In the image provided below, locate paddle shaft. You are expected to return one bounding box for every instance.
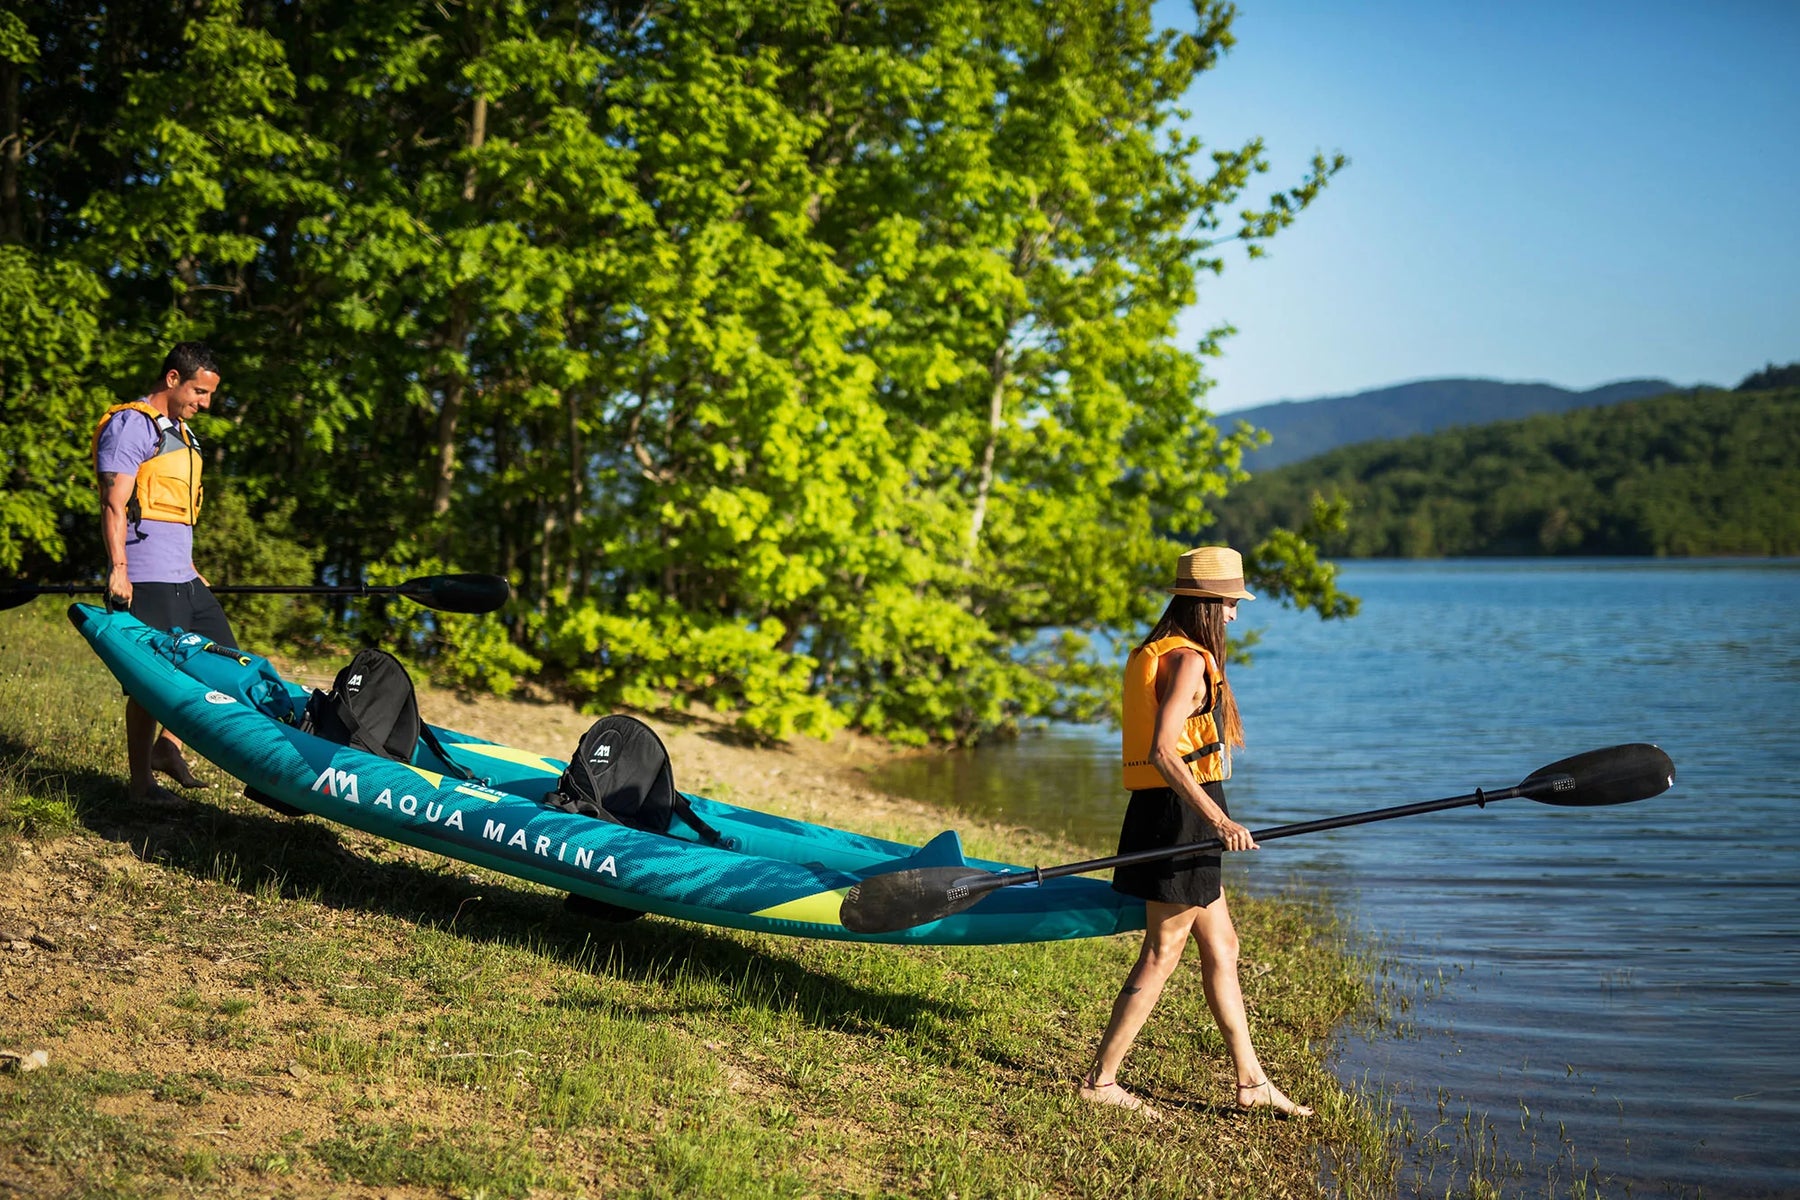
[960,782,1527,895]
[208,584,426,597]
[11,582,429,598]
[2,572,510,614]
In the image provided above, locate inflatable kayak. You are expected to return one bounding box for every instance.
[69,604,1145,945]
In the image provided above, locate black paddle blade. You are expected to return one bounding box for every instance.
[0,588,47,612]
[839,866,1002,934]
[402,573,511,614]
[1519,743,1675,807]
[0,583,96,611]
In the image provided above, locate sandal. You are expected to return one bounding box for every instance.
[1234,1078,1313,1119]
[1076,1074,1164,1122]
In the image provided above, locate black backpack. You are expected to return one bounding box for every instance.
[302,648,471,780]
[545,715,723,845]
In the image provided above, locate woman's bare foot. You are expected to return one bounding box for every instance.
[150,740,210,789]
[1076,1075,1164,1121]
[1235,1079,1312,1118]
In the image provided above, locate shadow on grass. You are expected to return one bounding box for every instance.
[0,730,129,820]
[58,773,966,1037]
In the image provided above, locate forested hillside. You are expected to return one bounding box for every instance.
[0,1,1354,744]
[1213,387,1800,558]
[1232,377,1680,470]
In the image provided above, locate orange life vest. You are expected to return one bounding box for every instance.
[91,401,204,527]
[1120,634,1229,788]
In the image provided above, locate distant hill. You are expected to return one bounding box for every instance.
[1211,385,1800,558]
[1225,377,1688,470]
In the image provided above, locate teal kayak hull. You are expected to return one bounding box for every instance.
[70,605,1145,945]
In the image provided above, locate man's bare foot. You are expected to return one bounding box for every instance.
[1235,1079,1312,1118]
[150,741,211,789]
[1076,1075,1164,1121]
[127,782,189,810]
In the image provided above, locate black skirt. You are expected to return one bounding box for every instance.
[1110,782,1228,908]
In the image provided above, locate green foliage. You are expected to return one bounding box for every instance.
[0,247,112,573]
[1,791,77,838]
[0,11,38,66]
[547,593,838,742]
[1216,388,1800,558]
[1244,495,1361,619]
[354,557,543,699]
[192,487,323,649]
[2,0,1352,743]
[1737,362,1800,391]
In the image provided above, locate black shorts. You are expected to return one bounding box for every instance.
[1110,782,1229,908]
[125,579,238,649]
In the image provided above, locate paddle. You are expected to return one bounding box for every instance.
[0,572,512,615]
[838,743,1676,934]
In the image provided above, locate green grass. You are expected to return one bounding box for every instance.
[0,604,123,842]
[0,599,1403,1197]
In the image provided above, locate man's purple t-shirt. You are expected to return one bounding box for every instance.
[94,402,196,583]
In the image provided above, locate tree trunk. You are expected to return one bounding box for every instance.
[0,58,20,245]
[495,416,517,606]
[538,507,557,606]
[964,336,1010,569]
[429,93,488,518]
[430,371,464,517]
[965,219,1047,570]
[566,387,587,596]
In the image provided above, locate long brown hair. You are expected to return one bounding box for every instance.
[1138,595,1245,748]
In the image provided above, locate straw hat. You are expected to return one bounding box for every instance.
[1166,545,1255,601]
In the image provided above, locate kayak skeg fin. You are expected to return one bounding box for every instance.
[860,829,968,877]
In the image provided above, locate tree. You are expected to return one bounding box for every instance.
[0,0,1356,744]
[0,246,111,573]
[1737,362,1800,391]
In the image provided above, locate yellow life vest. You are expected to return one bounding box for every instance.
[1120,634,1229,789]
[91,401,204,527]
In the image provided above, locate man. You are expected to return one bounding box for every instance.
[93,341,238,805]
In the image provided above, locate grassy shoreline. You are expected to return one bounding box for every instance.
[1,601,1398,1197]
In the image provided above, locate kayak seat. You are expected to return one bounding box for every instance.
[543,715,727,847]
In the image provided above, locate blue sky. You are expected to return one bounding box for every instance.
[1159,1,1800,413]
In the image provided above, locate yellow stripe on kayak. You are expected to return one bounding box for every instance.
[751,888,852,926]
[405,764,500,803]
[448,743,562,774]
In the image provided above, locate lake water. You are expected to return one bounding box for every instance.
[873,560,1800,1198]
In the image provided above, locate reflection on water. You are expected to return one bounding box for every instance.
[873,560,1800,1198]
[874,724,1128,850]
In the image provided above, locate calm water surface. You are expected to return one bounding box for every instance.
[874,560,1800,1198]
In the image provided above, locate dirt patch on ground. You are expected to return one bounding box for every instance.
[0,832,424,1193]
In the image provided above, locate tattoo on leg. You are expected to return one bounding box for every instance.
[1120,985,1142,996]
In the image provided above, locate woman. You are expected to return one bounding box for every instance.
[1076,545,1311,1120]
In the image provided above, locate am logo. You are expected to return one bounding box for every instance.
[586,731,620,775]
